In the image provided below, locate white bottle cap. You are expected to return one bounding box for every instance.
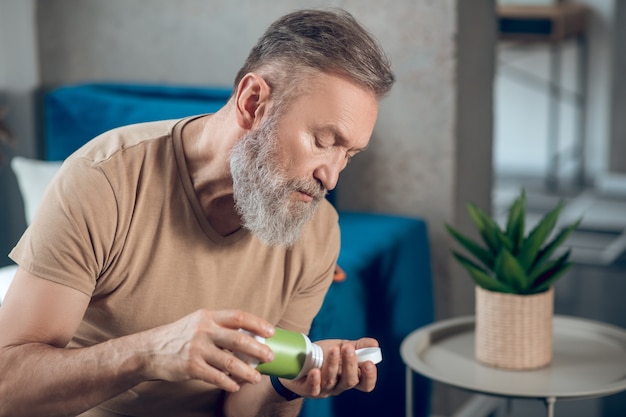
[296,336,324,379]
[355,347,383,365]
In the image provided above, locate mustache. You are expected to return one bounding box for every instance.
[290,178,327,200]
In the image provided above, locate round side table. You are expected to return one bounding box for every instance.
[401,315,626,417]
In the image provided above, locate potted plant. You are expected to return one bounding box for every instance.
[446,190,581,369]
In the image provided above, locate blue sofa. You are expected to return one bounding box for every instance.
[43,83,434,417]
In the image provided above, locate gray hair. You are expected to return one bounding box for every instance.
[234,8,395,105]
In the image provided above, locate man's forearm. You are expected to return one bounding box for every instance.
[223,376,302,417]
[0,339,146,417]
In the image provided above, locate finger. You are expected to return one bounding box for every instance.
[213,327,274,364]
[203,368,242,392]
[183,350,242,392]
[217,330,274,368]
[215,310,275,338]
[354,337,379,349]
[213,312,276,364]
[320,345,341,390]
[337,343,360,391]
[301,368,323,397]
[356,360,378,392]
[201,343,262,385]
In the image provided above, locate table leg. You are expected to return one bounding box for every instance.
[545,396,556,417]
[405,366,413,417]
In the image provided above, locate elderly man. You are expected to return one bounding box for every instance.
[0,8,394,417]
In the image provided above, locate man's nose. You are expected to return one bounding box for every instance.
[314,151,346,191]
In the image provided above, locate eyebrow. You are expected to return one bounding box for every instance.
[318,125,368,153]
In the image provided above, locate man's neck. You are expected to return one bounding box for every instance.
[181,111,243,236]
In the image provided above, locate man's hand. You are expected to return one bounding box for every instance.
[0,267,276,417]
[141,309,275,392]
[280,337,379,398]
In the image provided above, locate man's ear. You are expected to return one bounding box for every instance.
[234,73,271,130]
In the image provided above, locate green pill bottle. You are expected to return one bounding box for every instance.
[239,328,323,380]
[238,328,383,380]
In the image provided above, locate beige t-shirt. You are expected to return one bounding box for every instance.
[10,117,340,416]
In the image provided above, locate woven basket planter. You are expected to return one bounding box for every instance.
[475,285,554,370]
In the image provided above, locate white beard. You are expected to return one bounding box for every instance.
[229,114,326,247]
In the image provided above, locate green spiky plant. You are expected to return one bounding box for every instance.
[446,191,582,295]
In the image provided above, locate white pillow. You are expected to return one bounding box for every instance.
[11,156,63,225]
[0,264,18,305]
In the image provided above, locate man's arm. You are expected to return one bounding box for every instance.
[223,375,304,417]
[0,268,275,417]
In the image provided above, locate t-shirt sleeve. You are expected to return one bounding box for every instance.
[277,202,340,334]
[9,156,117,296]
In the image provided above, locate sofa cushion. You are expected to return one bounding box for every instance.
[0,264,18,305]
[11,157,63,225]
[45,83,232,161]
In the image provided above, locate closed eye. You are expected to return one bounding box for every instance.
[314,134,334,149]
[313,127,368,160]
